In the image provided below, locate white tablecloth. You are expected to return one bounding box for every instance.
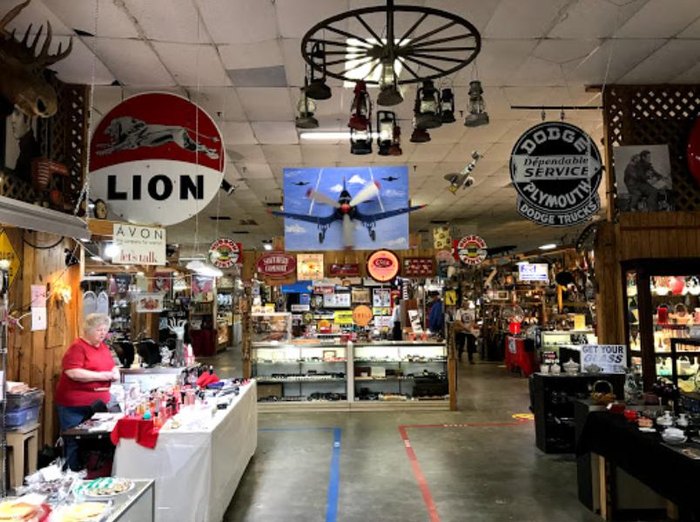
[113,383,257,522]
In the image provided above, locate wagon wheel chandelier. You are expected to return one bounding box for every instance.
[300,0,482,89]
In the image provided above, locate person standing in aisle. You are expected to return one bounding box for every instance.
[391,297,403,340]
[452,310,469,361]
[428,292,445,340]
[55,313,120,470]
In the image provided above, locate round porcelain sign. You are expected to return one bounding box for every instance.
[366,250,400,282]
[455,235,487,266]
[510,122,602,227]
[88,92,224,226]
[208,239,242,269]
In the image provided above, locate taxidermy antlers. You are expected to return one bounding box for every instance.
[0,0,73,118]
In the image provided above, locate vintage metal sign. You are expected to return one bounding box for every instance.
[510,122,602,227]
[112,223,166,265]
[256,253,296,278]
[89,92,224,226]
[402,257,435,277]
[328,263,360,277]
[366,250,400,282]
[454,235,487,266]
[208,238,242,269]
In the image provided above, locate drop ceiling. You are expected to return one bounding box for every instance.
[10,0,700,255]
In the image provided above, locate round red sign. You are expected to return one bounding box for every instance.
[89,92,224,226]
[456,235,488,266]
[256,253,296,278]
[208,239,241,269]
[366,250,400,282]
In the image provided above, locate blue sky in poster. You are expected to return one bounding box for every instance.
[281,165,410,251]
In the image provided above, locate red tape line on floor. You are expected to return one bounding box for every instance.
[398,417,532,522]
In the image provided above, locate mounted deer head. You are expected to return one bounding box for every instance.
[0,0,72,118]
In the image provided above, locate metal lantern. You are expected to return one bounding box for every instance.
[349,81,371,131]
[415,80,442,129]
[305,42,332,100]
[350,125,373,155]
[440,88,456,123]
[377,110,397,156]
[389,124,403,156]
[464,80,489,127]
[377,59,403,106]
[295,87,319,129]
[410,118,431,143]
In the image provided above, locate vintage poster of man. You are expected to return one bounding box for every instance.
[613,144,673,212]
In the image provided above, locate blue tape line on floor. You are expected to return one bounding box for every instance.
[258,426,341,522]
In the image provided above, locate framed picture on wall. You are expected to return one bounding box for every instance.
[351,287,370,304]
[613,144,674,212]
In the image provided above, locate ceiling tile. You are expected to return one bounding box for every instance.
[225,144,266,163]
[407,143,454,163]
[44,0,138,38]
[531,39,602,65]
[616,0,700,38]
[153,42,230,86]
[252,122,299,144]
[50,38,115,85]
[483,0,571,38]
[619,39,700,83]
[236,88,295,120]
[85,38,174,85]
[276,0,349,38]
[460,39,538,85]
[678,16,700,38]
[218,40,284,70]
[122,0,201,43]
[672,62,700,83]
[548,0,645,39]
[239,163,274,180]
[220,122,258,145]
[197,0,278,44]
[190,88,247,121]
[262,145,303,163]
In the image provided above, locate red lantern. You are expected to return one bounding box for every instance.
[348,81,371,131]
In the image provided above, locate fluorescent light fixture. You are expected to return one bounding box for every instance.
[0,195,90,240]
[300,131,380,141]
[186,259,222,277]
[516,260,529,266]
[90,255,103,262]
[539,243,557,250]
[104,243,121,259]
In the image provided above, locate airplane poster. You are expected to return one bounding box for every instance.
[278,166,418,251]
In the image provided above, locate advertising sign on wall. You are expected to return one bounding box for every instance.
[402,257,435,277]
[297,253,324,280]
[257,253,296,278]
[328,263,360,277]
[112,223,166,265]
[518,263,549,282]
[208,238,242,268]
[454,235,488,266]
[510,122,602,227]
[366,250,400,282]
[89,93,224,226]
[581,344,626,374]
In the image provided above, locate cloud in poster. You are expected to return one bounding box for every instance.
[285,223,307,234]
[383,189,405,198]
[385,237,408,248]
[348,174,367,185]
[329,184,343,193]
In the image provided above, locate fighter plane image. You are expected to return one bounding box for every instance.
[271,179,425,248]
[444,151,482,194]
[292,181,309,186]
[382,176,399,182]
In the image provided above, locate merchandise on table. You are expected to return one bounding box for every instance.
[74,478,134,498]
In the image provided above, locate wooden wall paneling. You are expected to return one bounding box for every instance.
[594,222,624,344]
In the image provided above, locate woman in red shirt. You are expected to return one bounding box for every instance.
[56,313,120,470]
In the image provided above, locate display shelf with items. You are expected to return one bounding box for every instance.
[530,372,625,453]
[656,338,700,396]
[540,330,597,364]
[352,342,447,403]
[251,312,292,343]
[251,342,348,404]
[621,259,700,390]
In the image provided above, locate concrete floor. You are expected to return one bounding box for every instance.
[200,347,602,522]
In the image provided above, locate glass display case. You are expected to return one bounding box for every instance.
[622,259,700,390]
[352,342,447,402]
[250,342,348,402]
[251,312,292,343]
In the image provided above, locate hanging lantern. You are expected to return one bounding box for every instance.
[295,86,319,129]
[389,124,403,156]
[305,42,332,100]
[377,59,403,106]
[464,80,489,127]
[410,120,431,143]
[440,88,456,124]
[349,81,371,131]
[376,110,397,156]
[415,80,442,130]
[350,125,373,155]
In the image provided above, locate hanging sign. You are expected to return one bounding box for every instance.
[256,252,296,278]
[352,305,373,327]
[112,223,166,265]
[510,121,602,227]
[366,250,400,282]
[208,238,242,269]
[581,344,626,373]
[328,263,360,277]
[297,253,324,280]
[0,231,20,287]
[454,235,487,266]
[402,257,435,277]
[89,92,224,226]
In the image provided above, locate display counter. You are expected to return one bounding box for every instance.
[104,479,155,522]
[113,382,257,522]
[251,341,449,411]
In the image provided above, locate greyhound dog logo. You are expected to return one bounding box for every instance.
[96,116,220,159]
